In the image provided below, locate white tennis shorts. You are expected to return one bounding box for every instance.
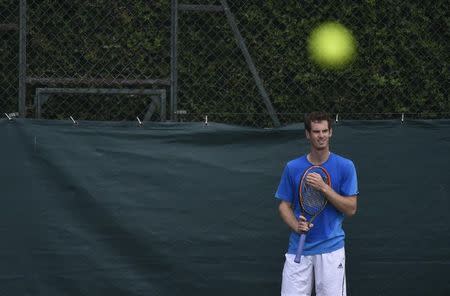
[281,247,346,296]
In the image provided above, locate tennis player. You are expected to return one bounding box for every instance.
[275,111,358,296]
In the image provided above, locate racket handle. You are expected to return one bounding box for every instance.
[294,234,306,263]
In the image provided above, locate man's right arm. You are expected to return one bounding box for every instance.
[278,201,312,233]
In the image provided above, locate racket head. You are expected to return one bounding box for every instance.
[299,165,330,216]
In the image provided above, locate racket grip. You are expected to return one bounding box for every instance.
[294,234,306,263]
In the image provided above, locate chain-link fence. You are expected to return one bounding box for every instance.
[24,0,171,122]
[1,0,448,126]
[0,0,19,114]
[176,0,449,126]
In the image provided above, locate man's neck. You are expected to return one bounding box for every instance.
[307,149,331,165]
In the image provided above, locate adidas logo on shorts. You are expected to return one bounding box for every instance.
[338,263,343,269]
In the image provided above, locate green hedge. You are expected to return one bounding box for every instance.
[177,0,448,125]
[1,0,447,125]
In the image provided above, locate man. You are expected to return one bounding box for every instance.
[275,111,358,296]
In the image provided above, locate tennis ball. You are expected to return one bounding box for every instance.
[307,22,357,69]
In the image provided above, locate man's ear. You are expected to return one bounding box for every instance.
[329,128,333,138]
[305,129,310,140]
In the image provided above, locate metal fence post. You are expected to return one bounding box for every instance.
[170,0,178,121]
[220,0,280,127]
[18,0,27,117]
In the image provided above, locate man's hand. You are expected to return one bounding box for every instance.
[305,172,358,217]
[306,172,329,192]
[297,215,314,233]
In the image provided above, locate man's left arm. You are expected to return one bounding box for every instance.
[321,187,357,217]
[306,172,358,217]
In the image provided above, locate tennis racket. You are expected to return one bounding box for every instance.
[294,165,330,263]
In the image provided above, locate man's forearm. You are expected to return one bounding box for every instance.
[278,202,298,232]
[322,187,357,216]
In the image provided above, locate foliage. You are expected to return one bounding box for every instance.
[0,0,448,125]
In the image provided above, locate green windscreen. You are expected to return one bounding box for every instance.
[1,119,449,295]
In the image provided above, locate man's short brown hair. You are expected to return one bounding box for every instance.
[304,111,332,132]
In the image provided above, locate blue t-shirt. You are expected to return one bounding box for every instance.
[275,152,358,255]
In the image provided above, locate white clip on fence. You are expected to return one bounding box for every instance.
[137,116,143,127]
[69,116,78,126]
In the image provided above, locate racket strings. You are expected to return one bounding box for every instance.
[301,183,326,214]
[300,169,328,215]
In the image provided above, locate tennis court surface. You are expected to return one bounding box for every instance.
[1,119,449,295]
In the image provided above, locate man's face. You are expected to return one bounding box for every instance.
[306,120,332,150]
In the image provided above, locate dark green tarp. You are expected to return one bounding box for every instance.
[1,119,449,295]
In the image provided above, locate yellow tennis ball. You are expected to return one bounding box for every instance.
[307,22,357,69]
